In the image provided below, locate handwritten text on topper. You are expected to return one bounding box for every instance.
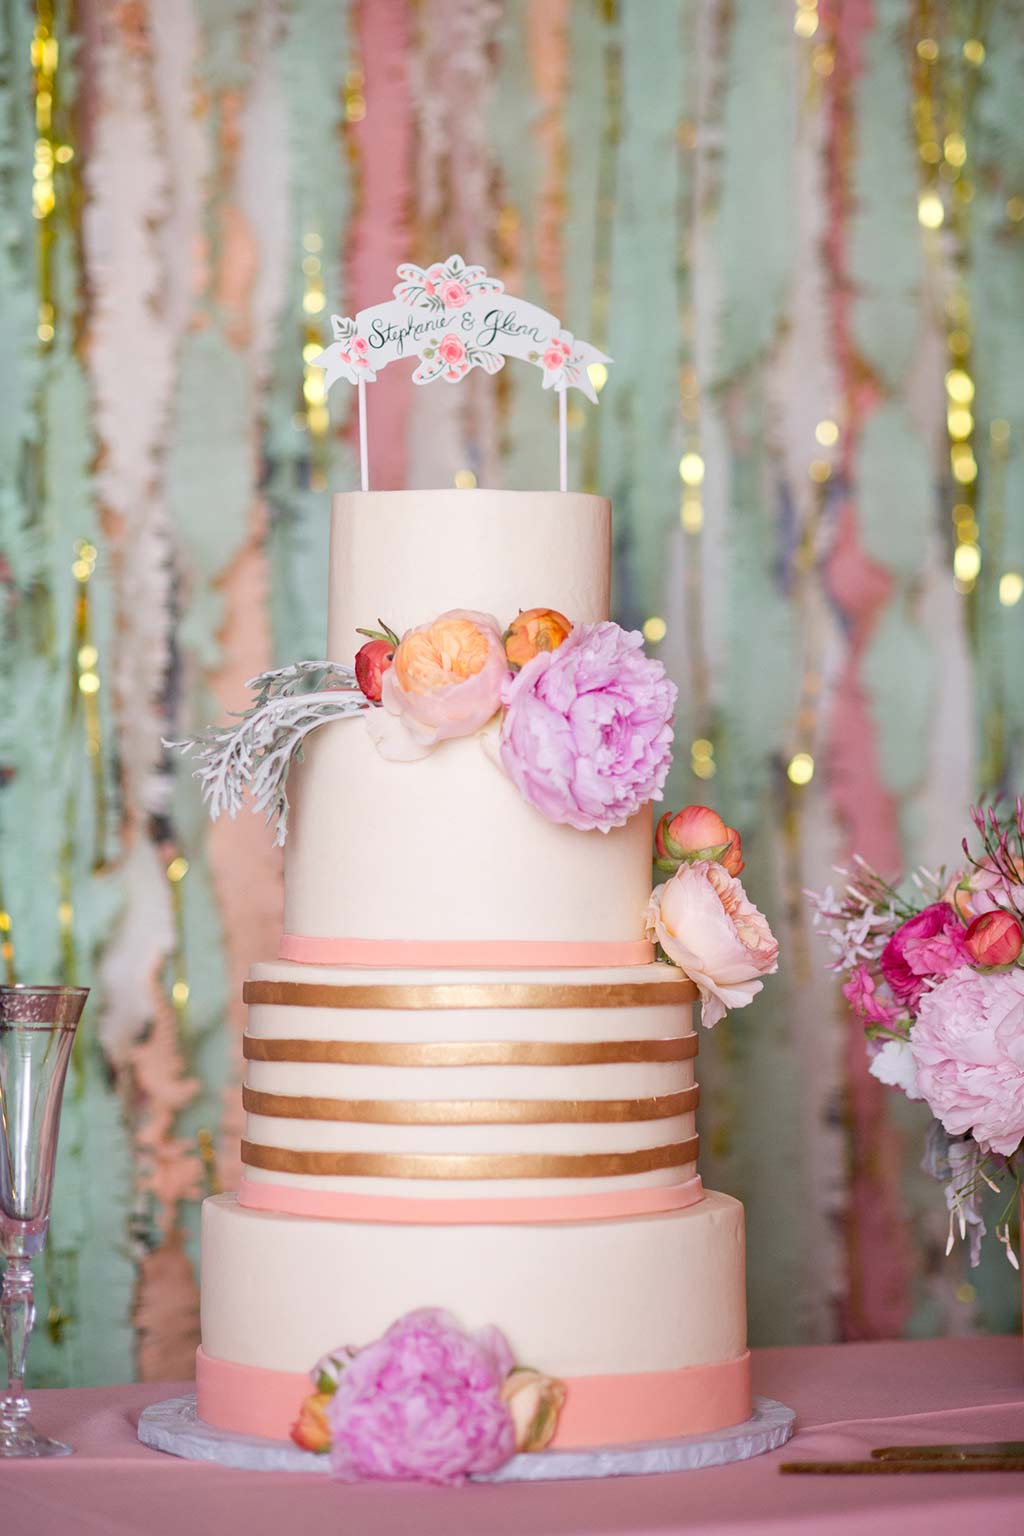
[311,254,611,402]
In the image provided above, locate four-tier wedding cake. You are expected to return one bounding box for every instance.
[195,487,759,1468]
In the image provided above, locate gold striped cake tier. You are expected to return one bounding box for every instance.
[240,962,702,1209]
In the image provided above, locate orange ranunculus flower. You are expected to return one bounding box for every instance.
[290,1390,333,1453]
[503,608,573,671]
[655,805,744,877]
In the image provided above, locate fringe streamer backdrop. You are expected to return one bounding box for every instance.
[0,0,1022,1384]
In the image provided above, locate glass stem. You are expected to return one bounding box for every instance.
[0,1258,34,1435]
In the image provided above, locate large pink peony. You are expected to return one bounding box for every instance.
[910,966,1024,1156]
[498,622,676,832]
[644,861,779,1027]
[325,1308,516,1485]
[371,610,508,760]
[879,903,969,1011]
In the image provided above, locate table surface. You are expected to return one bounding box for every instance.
[2,1337,1024,1536]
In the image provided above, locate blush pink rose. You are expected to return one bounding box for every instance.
[422,263,445,297]
[910,966,1024,1156]
[373,609,508,758]
[842,963,901,1026]
[879,903,970,1011]
[439,279,469,308]
[325,1308,515,1485]
[438,333,467,367]
[644,861,779,1027]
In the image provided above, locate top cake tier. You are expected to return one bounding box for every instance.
[326,489,611,657]
[280,488,656,969]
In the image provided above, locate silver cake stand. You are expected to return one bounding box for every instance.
[138,1394,794,1482]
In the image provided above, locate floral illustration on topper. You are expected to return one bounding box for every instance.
[393,254,503,312]
[311,254,611,397]
[325,315,378,386]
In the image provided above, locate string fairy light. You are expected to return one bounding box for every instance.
[911,9,986,604]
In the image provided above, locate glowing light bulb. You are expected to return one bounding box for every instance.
[587,363,608,394]
[918,192,944,229]
[787,752,814,786]
[999,572,1024,607]
[678,452,705,487]
[643,617,667,644]
[953,543,981,582]
[815,419,839,446]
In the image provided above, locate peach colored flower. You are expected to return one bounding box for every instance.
[500,1368,566,1452]
[373,609,508,758]
[503,607,573,670]
[655,805,744,877]
[644,861,779,1027]
[439,279,469,308]
[290,1390,333,1453]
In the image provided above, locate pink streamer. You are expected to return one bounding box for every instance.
[349,0,413,490]
[820,0,916,1341]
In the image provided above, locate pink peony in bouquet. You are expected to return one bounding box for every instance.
[806,802,1024,1268]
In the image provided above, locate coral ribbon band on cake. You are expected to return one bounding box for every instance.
[239,1137,699,1179]
[241,1085,699,1123]
[278,934,656,968]
[237,1175,705,1224]
[243,1035,698,1066]
[195,1345,752,1448]
[244,978,699,1010]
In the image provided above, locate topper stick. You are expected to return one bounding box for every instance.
[558,389,568,493]
[357,378,369,491]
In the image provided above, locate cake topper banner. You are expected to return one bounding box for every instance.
[312,255,612,402]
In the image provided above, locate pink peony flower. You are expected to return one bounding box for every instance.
[842,963,901,1026]
[371,610,508,760]
[910,966,1024,1156]
[439,279,469,308]
[498,622,676,833]
[879,903,970,1011]
[644,861,779,1027]
[325,1308,516,1485]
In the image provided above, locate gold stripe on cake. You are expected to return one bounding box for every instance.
[243,979,698,1010]
[241,1084,700,1124]
[240,1137,700,1180]
[242,1035,699,1066]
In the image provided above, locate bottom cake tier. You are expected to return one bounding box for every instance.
[197,1189,750,1449]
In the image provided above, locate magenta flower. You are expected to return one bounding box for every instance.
[842,963,901,1026]
[499,622,676,833]
[879,903,969,1011]
[325,1308,516,1485]
[910,966,1024,1156]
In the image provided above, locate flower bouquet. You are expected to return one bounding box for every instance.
[806,803,1024,1268]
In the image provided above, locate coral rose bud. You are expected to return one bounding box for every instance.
[503,607,572,671]
[499,1368,567,1453]
[964,909,1024,968]
[290,1390,334,1453]
[655,805,744,877]
[354,627,397,704]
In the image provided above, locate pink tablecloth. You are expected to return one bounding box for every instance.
[2,1337,1024,1535]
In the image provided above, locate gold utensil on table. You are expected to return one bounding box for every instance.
[873,1442,1024,1461]
[781,1443,1024,1475]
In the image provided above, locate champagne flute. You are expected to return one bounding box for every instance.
[0,985,88,1457]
